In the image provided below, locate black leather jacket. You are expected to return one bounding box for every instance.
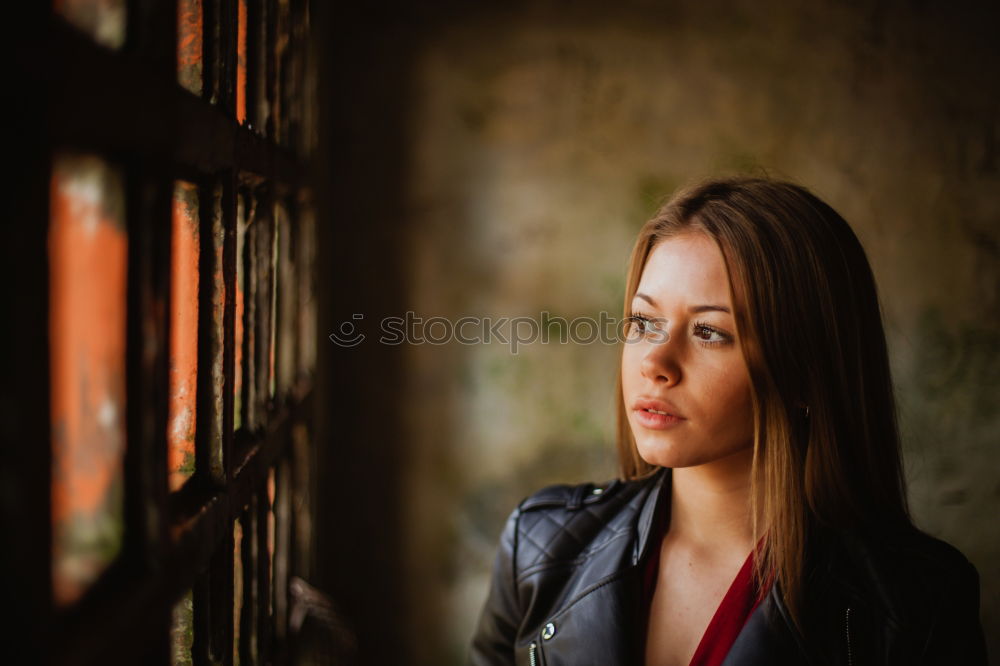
[469,468,987,665]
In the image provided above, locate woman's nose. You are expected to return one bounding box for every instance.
[639,329,681,384]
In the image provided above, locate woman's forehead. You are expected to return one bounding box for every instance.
[635,234,733,308]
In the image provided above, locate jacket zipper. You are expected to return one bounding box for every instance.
[528,641,538,666]
[844,606,853,666]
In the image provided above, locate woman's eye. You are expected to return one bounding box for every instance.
[625,315,649,335]
[625,313,659,338]
[693,323,730,346]
[624,313,670,342]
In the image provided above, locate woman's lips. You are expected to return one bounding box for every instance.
[633,397,684,417]
[633,408,686,430]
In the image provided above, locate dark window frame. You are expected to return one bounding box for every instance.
[7,2,317,664]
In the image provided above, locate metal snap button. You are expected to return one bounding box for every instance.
[542,622,556,640]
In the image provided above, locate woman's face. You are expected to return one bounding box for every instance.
[621,232,754,469]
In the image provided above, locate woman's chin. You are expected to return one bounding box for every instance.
[635,439,696,469]
[637,439,753,470]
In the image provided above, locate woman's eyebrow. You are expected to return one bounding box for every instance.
[634,292,731,314]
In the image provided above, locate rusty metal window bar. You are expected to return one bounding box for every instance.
[8,2,318,664]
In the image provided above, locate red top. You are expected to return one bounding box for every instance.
[643,532,769,666]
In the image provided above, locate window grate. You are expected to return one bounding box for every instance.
[8,2,318,664]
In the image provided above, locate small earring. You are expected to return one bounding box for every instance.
[802,405,810,419]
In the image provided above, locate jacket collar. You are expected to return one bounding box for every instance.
[632,467,671,565]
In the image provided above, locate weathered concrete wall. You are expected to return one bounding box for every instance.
[388,2,999,662]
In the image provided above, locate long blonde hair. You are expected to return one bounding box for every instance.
[615,177,911,624]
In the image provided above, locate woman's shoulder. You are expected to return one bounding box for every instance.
[851,524,979,583]
[502,471,663,568]
[841,525,987,661]
[830,523,982,629]
[513,470,661,515]
[879,525,981,595]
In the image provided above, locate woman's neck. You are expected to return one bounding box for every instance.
[667,446,755,555]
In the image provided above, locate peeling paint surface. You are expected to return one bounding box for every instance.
[169,182,199,492]
[177,0,204,96]
[233,519,244,665]
[170,588,194,666]
[49,154,127,606]
[267,467,276,615]
[243,197,259,432]
[207,185,227,480]
[236,0,248,124]
[235,193,247,429]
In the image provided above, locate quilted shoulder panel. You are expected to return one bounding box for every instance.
[513,477,645,575]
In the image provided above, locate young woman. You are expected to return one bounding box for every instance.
[469,178,987,665]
